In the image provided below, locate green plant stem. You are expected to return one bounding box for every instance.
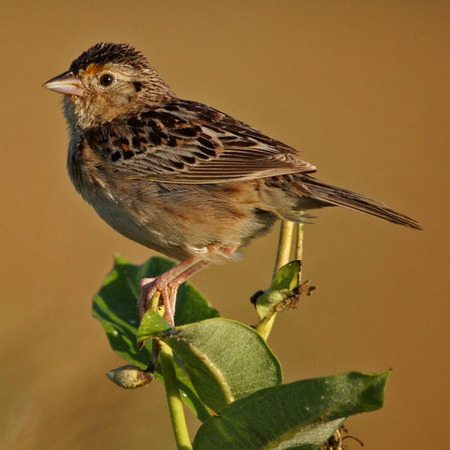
[258,221,305,340]
[295,221,304,285]
[272,220,295,278]
[295,222,304,262]
[257,221,295,340]
[255,310,276,340]
[159,341,192,450]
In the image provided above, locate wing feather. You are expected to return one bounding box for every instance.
[85,99,316,184]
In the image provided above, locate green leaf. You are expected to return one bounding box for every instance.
[92,255,219,421]
[138,310,173,339]
[161,318,283,412]
[270,260,301,291]
[92,255,220,367]
[92,255,151,368]
[255,289,295,320]
[155,358,213,422]
[255,261,301,320]
[193,370,390,450]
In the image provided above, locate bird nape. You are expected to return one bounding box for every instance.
[43,42,421,325]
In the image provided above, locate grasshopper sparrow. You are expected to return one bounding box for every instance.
[43,43,420,325]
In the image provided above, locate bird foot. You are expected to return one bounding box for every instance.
[136,253,215,327]
[137,275,176,326]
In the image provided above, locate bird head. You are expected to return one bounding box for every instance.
[43,42,174,130]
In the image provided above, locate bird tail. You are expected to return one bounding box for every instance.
[294,175,422,230]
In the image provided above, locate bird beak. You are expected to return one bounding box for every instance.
[42,70,85,97]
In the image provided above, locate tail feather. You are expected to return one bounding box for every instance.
[297,175,422,230]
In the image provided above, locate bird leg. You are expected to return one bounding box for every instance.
[162,260,210,322]
[137,244,239,325]
[137,255,209,326]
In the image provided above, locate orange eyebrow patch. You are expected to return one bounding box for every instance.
[84,63,104,75]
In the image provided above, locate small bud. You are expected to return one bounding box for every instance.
[106,364,153,389]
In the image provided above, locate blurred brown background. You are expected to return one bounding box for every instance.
[1,1,448,448]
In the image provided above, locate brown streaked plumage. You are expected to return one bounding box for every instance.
[43,42,421,325]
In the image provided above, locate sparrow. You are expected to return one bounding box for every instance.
[43,42,421,325]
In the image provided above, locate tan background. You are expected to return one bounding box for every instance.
[1,1,448,448]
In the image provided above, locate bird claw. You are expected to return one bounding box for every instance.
[137,276,176,326]
[136,255,212,328]
[139,277,156,289]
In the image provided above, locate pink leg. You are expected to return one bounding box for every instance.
[164,260,210,319]
[137,256,209,325]
[162,244,239,319]
[137,245,239,325]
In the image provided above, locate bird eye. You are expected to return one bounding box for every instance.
[99,73,115,87]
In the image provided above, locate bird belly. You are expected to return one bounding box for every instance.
[79,177,278,262]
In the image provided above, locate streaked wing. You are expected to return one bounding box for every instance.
[85,99,316,184]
